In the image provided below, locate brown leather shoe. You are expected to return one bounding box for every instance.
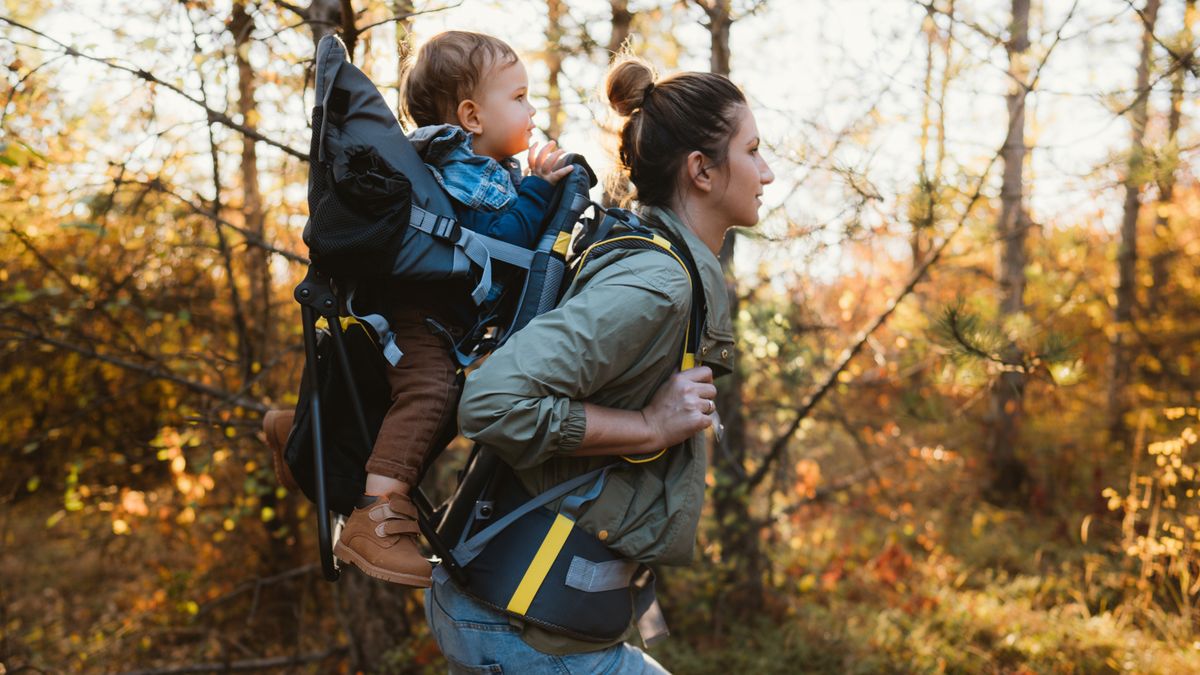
[333,488,432,587]
[262,409,299,491]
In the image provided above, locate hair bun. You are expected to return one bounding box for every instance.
[605,57,657,117]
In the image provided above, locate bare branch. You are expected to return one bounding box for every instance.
[745,0,1081,490]
[0,16,308,162]
[131,178,309,264]
[356,1,465,36]
[0,324,267,413]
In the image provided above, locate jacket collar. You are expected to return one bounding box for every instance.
[637,205,734,342]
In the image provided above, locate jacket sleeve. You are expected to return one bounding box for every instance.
[459,176,555,248]
[458,252,692,470]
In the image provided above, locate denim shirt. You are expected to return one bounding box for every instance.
[407,124,522,211]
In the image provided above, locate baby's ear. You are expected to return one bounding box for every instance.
[456,99,483,135]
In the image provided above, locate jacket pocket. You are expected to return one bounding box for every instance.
[698,322,735,376]
[581,470,637,542]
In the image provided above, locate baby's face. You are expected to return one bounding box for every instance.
[471,60,536,161]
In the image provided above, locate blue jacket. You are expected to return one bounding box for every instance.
[408,125,554,250]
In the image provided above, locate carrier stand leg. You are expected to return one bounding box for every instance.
[296,270,340,582]
[296,268,466,585]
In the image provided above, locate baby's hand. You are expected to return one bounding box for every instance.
[527,141,575,185]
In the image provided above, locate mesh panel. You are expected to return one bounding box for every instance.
[538,259,564,314]
[303,106,410,276]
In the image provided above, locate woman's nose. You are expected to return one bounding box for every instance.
[760,159,775,185]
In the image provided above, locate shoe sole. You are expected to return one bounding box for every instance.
[333,541,433,588]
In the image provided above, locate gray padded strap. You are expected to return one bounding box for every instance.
[450,466,610,568]
[472,232,536,269]
[565,557,639,593]
[457,230,492,305]
[345,287,403,366]
[633,567,669,647]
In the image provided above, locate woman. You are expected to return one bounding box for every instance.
[426,56,775,673]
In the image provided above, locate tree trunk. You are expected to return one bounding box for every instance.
[392,1,416,117]
[1149,0,1193,311]
[275,3,419,666]
[334,570,419,671]
[601,0,636,207]
[607,0,633,57]
[280,0,345,54]
[545,0,566,140]
[231,2,270,388]
[1107,0,1160,452]
[985,0,1032,502]
[913,3,937,268]
[692,0,765,626]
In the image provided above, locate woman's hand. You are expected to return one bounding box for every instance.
[527,141,575,185]
[640,366,716,449]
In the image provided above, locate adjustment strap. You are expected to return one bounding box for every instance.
[472,232,537,269]
[633,567,669,647]
[409,205,459,240]
[449,466,610,568]
[564,557,639,593]
[377,519,421,536]
[345,286,403,366]
[457,230,493,305]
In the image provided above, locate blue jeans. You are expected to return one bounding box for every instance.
[424,580,670,674]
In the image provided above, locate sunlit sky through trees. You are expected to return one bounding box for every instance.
[20,0,1200,281]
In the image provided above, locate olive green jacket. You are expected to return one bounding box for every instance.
[456,206,735,652]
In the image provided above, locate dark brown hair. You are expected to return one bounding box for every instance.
[400,31,519,128]
[605,56,747,207]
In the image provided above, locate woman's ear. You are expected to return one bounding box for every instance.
[457,99,483,135]
[685,150,713,193]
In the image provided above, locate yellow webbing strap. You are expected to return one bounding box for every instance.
[506,513,576,614]
[314,316,362,332]
[575,235,696,465]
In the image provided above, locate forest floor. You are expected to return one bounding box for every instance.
[3,487,1199,673]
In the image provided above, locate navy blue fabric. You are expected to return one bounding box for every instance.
[389,151,556,330]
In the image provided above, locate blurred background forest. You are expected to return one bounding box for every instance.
[2,0,1199,672]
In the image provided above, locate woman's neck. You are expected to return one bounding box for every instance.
[666,198,725,256]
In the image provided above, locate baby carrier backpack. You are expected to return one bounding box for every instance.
[282,34,705,644]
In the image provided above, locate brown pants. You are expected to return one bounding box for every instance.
[366,308,462,487]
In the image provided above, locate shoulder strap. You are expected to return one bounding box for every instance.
[570,215,707,464]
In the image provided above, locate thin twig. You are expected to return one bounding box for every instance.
[0,324,266,413]
[0,16,307,161]
[746,0,1080,490]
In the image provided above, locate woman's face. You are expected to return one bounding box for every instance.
[710,105,774,229]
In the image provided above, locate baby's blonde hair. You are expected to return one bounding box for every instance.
[400,31,519,128]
